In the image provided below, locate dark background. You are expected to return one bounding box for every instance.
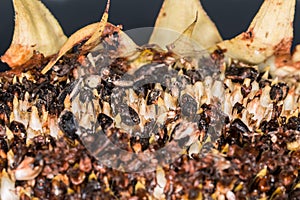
[1,0,299,71]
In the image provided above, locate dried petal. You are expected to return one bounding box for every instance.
[81,0,110,51]
[41,22,98,74]
[41,0,138,75]
[217,0,295,64]
[1,0,67,68]
[149,0,222,49]
[41,23,137,74]
[41,0,111,74]
[42,22,118,74]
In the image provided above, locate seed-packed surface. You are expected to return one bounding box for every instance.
[0,36,300,199]
[1,0,300,199]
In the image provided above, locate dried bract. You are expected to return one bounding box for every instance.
[1,0,67,68]
[217,0,295,64]
[149,0,222,49]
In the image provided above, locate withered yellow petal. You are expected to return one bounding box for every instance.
[149,0,222,49]
[41,23,100,75]
[217,0,295,64]
[41,23,137,75]
[81,0,110,51]
[42,0,124,74]
[1,0,67,68]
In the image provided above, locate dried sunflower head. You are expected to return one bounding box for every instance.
[1,0,300,199]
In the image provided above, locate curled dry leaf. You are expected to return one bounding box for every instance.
[149,0,222,49]
[41,22,137,75]
[42,0,137,75]
[81,0,110,51]
[41,23,100,75]
[41,0,111,75]
[216,0,296,64]
[1,0,67,68]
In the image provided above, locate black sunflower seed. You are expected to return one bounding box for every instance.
[286,116,300,131]
[9,121,26,141]
[270,83,289,101]
[97,113,113,130]
[58,111,78,140]
[230,118,249,134]
[0,138,8,153]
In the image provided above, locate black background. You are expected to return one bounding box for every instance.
[1,0,300,71]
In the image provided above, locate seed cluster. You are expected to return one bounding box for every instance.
[1,31,300,199]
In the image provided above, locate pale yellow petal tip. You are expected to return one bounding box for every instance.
[217,0,296,64]
[166,15,205,54]
[1,0,67,68]
[149,0,222,49]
